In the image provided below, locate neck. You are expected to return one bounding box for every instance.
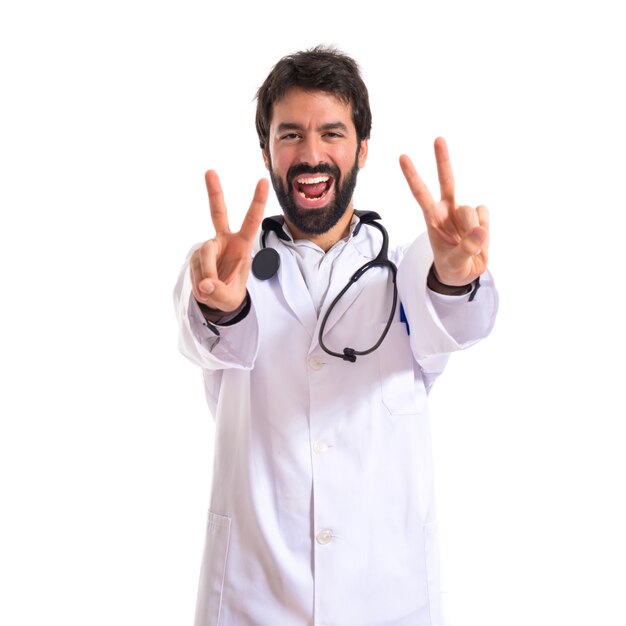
[285,206,355,252]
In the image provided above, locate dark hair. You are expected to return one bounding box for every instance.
[255,45,372,150]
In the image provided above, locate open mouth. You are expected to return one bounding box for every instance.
[293,174,334,206]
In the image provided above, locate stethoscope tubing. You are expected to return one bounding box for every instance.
[253,213,399,363]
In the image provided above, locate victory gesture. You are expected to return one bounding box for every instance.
[400,137,489,287]
[190,170,269,312]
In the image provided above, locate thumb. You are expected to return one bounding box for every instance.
[461,226,487,257]
[444,226,487,271]
[198,278,216,295]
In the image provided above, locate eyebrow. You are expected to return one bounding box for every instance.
[276,122,349,133]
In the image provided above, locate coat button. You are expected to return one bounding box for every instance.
[316,529,333,545]
[308,356,325,370]
[313,441,328,454]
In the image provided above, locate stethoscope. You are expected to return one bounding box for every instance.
[251,211,398,363]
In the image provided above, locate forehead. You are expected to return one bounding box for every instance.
[270,87,355,130]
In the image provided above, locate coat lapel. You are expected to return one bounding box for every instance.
[273,244,318,339]
[313,238,380,342]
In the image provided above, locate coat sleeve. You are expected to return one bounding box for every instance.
[396,233,499,361]
[173,246,260,371]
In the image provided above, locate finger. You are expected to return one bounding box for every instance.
[434,137,455,205]
[238,178,269,242]
[200,259,249,311]
[189,258,202,300]
[399,154,437,218]
[455,205,480,235]
[190,254,216,302]
[190,251,207,291]
[205,170,230,235]
[476,205,489,230]
[198,239,219,294]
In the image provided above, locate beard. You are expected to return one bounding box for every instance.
[268,152,360,236]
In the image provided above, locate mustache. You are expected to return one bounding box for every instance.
[287,162,340,184]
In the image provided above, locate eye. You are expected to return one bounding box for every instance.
[280,132,301,141]
[323,131,347,142]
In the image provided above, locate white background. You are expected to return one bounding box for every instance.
[1,1,625,624]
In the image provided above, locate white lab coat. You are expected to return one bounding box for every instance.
[174,223,498,626]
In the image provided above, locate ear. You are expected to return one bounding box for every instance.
[357,139,368,169]
[262,148,270,170]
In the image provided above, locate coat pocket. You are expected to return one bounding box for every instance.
[194,511,231,626]
[378,322,423,415]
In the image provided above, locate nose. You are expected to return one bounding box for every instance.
[298,135,324,165]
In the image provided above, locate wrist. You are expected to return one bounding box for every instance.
[427,264,475,296]
[196,292,250,325]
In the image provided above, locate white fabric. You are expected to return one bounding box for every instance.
[174,223,498,626]
[280,215,358,315]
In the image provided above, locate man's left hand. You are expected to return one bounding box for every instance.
[400,137,489,287]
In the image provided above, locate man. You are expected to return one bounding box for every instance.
[174,45,498,626]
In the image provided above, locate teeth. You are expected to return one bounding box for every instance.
[296,175,329,184]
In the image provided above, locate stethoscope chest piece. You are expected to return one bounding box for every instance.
[252,247,280,280]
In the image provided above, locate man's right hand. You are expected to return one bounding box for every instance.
[190,170,269,313]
